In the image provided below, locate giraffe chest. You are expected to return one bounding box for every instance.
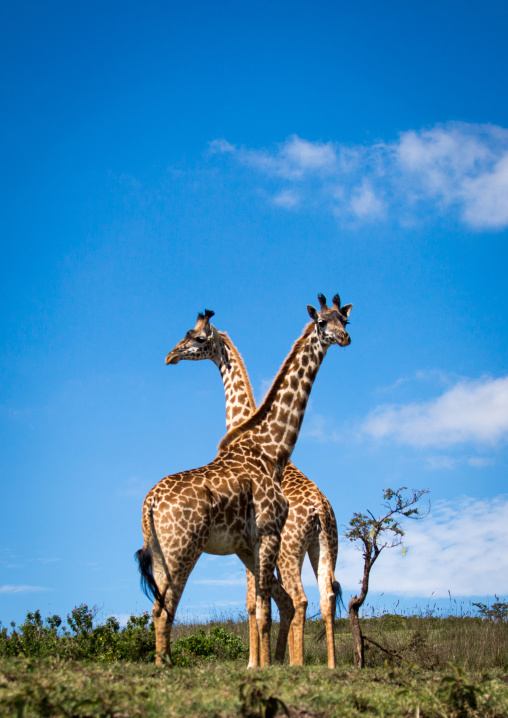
[204,493,254,555]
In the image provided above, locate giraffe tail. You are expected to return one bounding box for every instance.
[332,580,345,618]
[134,545,163,607]
[135,502,165,609]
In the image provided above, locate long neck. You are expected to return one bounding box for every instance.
[219,323,327,471]
[214,330,257,431]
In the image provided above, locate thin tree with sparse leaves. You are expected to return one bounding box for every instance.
[345,487,430,668]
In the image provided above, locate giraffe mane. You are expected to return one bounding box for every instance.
[219,332,257,413]
[218,322,315,451]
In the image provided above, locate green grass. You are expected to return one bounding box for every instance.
[1,606,508,716]
[1,659,508,717]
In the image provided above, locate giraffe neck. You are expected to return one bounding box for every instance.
[219,323,327,471]
[212,328,257,431]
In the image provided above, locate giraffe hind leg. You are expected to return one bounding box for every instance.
[270,573,295,664]
[308,538,337,669]
[278,555,307,666]
[245,567,260,668]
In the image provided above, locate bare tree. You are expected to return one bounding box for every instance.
[345,487,429,669]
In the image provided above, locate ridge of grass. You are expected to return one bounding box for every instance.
[1,605,508,716]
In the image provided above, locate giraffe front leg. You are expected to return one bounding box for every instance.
[256,534,282,668]
[245,567,260,668]
[288,623,295,665]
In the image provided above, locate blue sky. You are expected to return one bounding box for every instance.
[1,0,508,628]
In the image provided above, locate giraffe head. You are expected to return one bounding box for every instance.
[165,309,220,365]
[307,293,352,347]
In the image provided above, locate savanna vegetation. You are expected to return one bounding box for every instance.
[1,602,508,717]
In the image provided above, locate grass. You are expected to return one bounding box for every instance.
[1,605,508,716]
[2,659,508,717]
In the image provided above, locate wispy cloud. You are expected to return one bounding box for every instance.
[302,495,508,597]
[348,180,386,220]
[210,122,508,230]
[300,411,342,443]
[0,585,51,594]
[362,376,508,448]
[193,573,246,587]
[211,134,337,180]
[272,189,300,209]
[425,455,495,471]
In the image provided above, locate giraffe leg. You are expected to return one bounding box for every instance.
[270,573,295,664]
[150,536,205,666]
[288,622,295,665]
[238,550,293,666]
[152,587,171,665]
[255,534,286,668]
[308,539,336,669]
[279,557,307,666]
[245,567,260,668]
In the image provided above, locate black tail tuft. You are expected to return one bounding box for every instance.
[135,546,163,607]
[332,580,345,618]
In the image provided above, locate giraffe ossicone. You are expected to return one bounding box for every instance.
[136,294,352,667]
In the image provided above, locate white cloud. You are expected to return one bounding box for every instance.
[279,135,337,176]
[302,495,508,598]
[425,455,458,471]
[193,572,246,587]
[208,138,236,155]
[349,180,385,219]
[425,455,495,471]
[272,189,300,209]
[210,122,508,230]
[467,456,495,468]
[0,585,50,594]
[461,154,508,228]
[213,134,337,180]
[362,376,508,448]
[396,123,508,228]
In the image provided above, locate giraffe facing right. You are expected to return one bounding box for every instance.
[165,294,352,667]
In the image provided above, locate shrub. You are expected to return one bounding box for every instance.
[172,626,248,666]
[0,606,156,662]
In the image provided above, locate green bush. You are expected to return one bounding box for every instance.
[0,606,157,662]
[0,608,248,665]
[172,626,248,666]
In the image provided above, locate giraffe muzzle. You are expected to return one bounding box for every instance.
[165,351,180,365]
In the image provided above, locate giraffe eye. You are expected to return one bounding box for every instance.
[318,319,327,328]
[195,336,206,344]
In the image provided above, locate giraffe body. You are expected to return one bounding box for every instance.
[141,445,291,666]
[164,296,351,667]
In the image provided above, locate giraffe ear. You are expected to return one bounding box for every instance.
[340,304,353,319]
[307,305,319,322]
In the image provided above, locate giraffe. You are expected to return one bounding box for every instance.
[165,295,351,668]
[136,294,352,666]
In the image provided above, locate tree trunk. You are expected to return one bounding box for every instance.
[348,598,364,669]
